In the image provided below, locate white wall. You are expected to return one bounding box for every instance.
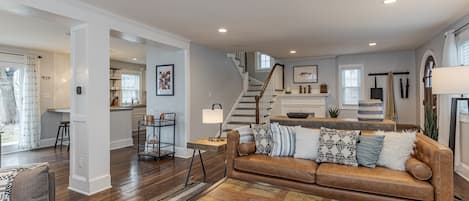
[281,57,337,106]
[189,43,243,140]
[337,51,417,124]
[280,51,417,124]
[146,44,187,147]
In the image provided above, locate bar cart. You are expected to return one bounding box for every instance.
[137,113,176,160]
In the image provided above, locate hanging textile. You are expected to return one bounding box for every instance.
[18,56,41,150]
[385,72,397,121]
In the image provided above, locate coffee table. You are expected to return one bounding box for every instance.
[193,178,337,201]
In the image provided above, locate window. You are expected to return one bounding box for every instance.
[256,52,273,71]
[121,73,140,105]
[460,41,469,65]
[339,65,364,109]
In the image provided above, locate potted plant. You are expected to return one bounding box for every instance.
[328,105,340,118]
[424,104,438,140]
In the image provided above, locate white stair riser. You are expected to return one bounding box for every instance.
[238,103,256,108]
[233,110,256,115]
[245,91,261,96]
[241,97,256,102]
[229,116,255,122]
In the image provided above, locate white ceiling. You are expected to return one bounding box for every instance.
[0,2,147,64]
[78,0,469,59]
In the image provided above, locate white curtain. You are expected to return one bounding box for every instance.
[438,29,462,169]
[18,56,41,150]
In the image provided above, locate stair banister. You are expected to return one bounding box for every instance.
[255,63,285,124]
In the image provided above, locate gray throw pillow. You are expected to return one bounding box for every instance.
[270,123,296,157]
[251,124,273,155]
[356,135,385,168]
[316,127,359,166]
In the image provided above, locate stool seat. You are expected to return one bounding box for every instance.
[60,121,70,125]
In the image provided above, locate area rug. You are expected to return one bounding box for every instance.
[150,182,210,201]
[196,178,337,201]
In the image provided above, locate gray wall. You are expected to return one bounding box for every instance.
[189,43,242,140]
[415,13,469,125]
[146,45,186,147]
[337,51,417,124]
[246,52,270,82]
[281,57,338,106]
[280,51,417,124]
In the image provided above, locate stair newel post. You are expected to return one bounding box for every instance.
[255,95,260,124]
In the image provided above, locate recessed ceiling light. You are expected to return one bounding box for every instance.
[384,0,396,4]
[290,50,297,54]
[132,58,137,61]
[369,42,377,47]
[218,28,227,33]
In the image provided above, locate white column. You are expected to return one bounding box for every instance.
[69,23,111,195]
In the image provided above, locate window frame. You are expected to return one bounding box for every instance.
[120,71,142,105]
[338,64,365,110]
[255,52,274,72]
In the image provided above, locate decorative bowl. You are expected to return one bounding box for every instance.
[286,112,309,119]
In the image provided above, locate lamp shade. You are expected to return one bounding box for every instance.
[432,66,469,94]
[202,109,223,124]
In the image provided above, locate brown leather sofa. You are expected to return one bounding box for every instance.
[226,131,453,201]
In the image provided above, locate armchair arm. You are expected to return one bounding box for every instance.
[414,133,453,201]
[226,130,240,177]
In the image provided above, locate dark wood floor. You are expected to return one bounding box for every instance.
[3,145,469,201]
[3,146,225,201]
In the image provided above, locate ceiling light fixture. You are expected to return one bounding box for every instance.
[218,28,227,33]
[290,50,297,54]
[132,58,137,61]
[384,0,396,4]
[369,42,377,47]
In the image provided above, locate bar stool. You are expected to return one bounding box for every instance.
[54,121,70,151]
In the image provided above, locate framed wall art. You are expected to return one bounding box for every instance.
[293,65,318,83]
[156,64,174,96]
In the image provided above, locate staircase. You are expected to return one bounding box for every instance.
[223,52,283,135]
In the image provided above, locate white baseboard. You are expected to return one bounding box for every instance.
[69,174,112,196]
[456,163,469,182]
[110,138,133,150]
[38,137,133,151]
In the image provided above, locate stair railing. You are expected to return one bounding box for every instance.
[254,63,285,124]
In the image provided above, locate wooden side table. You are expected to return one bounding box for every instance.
[185,137,227,187]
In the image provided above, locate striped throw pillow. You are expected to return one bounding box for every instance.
[358,99,384,121]
[270,123,296,157]
[235,126,254,144]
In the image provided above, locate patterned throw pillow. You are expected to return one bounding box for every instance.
[316,127,360,166]
[251,124,273,155]
[270,123,296,157]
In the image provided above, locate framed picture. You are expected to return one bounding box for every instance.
[293,65,318,83]
[156,64,174,96]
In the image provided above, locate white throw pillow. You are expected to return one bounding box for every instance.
[293,127,321,160]
[376,130,417,171]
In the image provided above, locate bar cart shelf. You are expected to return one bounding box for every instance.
[136,113,176,160]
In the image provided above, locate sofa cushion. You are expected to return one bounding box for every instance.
[10,163,51,201]
[316,163,434,201]
[234,154,317,184]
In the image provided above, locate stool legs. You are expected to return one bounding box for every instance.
[54,126,62,149]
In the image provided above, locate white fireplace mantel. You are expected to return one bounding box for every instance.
[271,93,328,118]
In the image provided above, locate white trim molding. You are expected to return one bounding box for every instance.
[338,64,365,110]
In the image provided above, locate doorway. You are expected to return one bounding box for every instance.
[421,54,438,139]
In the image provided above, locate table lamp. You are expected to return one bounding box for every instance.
[203,103,224,141]
[432,66,469,154]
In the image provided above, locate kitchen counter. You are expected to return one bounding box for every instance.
[47,107,135,112]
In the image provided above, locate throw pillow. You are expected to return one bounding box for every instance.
[316,127,360,166]
[357,99,384,121]
[356,135,385,168]
[235,126,254,144]
[270,123,296,157]
[293,127,321,160]
[251,124,273,155]
[406,157,433,181]
[376,130,417,171]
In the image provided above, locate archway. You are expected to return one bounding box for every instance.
[419,50,438,138]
